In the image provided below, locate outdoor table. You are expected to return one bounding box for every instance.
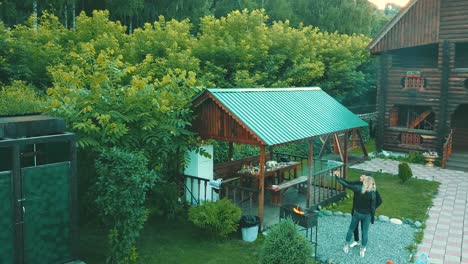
[237,161,299,188]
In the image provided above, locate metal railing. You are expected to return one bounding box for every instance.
[184,152,347,212]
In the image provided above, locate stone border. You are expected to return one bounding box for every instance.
[316,210,423,229]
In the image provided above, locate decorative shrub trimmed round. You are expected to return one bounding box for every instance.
[260,218,313,264]
[398,162,413,184]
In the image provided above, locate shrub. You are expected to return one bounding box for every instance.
[260,218,313,264]
[151,181,187,220]
[407,151,426,165]
[0,81,44,116]
[398,162,413,184]
[188,198,242,239]
[94,147,158,264]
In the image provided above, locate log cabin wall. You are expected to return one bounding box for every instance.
[372,0,468,153]
[439,0,468,42]
[382,44,441,152]
[440,0,468,131]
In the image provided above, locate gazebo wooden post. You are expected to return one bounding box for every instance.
[343,131,349,179]
[258,145,266,229]
[333,133,344,162]
[306,139,313,208]
[318,135,329,158]
[356,129,368,157]
[268,146,273,161]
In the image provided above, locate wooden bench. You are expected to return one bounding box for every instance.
[267,176,308,205]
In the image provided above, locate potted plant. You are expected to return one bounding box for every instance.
[423,150,438,167]
[240,215,260,242]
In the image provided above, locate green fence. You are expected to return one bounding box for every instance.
[22,162,71,264]
[0,171,14,264]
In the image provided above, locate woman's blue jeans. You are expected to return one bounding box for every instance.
[346,210,371,247]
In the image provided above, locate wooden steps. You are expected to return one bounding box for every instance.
[445,151,468,172]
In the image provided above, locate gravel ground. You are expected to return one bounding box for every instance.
[312,214,417,264]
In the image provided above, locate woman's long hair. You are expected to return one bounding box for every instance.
[361,176,376,194]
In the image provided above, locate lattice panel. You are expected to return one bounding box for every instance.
[405,77,424,89]
[401,133,421,145]
[22,162,71,264]
[0,171,14,264]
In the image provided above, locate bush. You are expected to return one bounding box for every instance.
[0,81,44,116]
[151,181,187,220]
[188,198,242,239]
[398,162,413,184]
[94,147,158,264]
[260,218,313,264]
[407,151,425,165]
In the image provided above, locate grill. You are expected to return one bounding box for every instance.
[279,204,318,258]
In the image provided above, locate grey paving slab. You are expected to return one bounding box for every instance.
[351,158,468,263]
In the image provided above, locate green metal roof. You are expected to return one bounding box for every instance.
[206,87,367,146]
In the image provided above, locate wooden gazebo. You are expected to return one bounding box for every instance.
[190,87,368,227]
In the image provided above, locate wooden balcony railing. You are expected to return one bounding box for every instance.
[442,129,454,169]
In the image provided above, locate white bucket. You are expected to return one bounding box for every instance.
[241,225,259,242]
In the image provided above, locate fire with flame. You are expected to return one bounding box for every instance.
[293,205,305,215]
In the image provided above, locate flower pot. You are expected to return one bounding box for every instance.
[425,156,436,167]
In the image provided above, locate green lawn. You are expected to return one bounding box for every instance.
[350,138,376,156]
[330,169,440,222]
[80,214,263,264]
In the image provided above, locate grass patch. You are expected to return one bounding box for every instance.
[350,138,376,156]
[80,214,263,264]
[329,169,439,222]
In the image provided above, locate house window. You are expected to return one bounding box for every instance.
[455,42,468,68]
[389,105,435,131]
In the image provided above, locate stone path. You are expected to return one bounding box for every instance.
[351,158,468,264]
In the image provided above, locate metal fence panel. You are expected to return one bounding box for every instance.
[0,171,14,264]
[22,162,71,264]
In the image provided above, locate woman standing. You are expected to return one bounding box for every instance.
[336,174,379,257]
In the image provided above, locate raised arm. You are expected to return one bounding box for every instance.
[335,176,362,192]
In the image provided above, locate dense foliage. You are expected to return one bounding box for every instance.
[0,8,380,255]
[260,218,313,264]
[94,147,158,264]
[0,81,44,116]
[0,0,395,36]
[188,198,242,239]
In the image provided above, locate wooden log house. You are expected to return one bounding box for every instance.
[369,0,468,169]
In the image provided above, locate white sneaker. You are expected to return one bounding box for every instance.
[349,241,360,248]
[343,244,349,254]
[360,247,366,257]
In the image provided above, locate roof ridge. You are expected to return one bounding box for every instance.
[208,87,322,92]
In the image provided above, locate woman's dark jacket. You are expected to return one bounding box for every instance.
[335,176,382,223]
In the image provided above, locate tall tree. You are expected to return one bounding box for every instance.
[105,0,144,32]
[384,3,401,16]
